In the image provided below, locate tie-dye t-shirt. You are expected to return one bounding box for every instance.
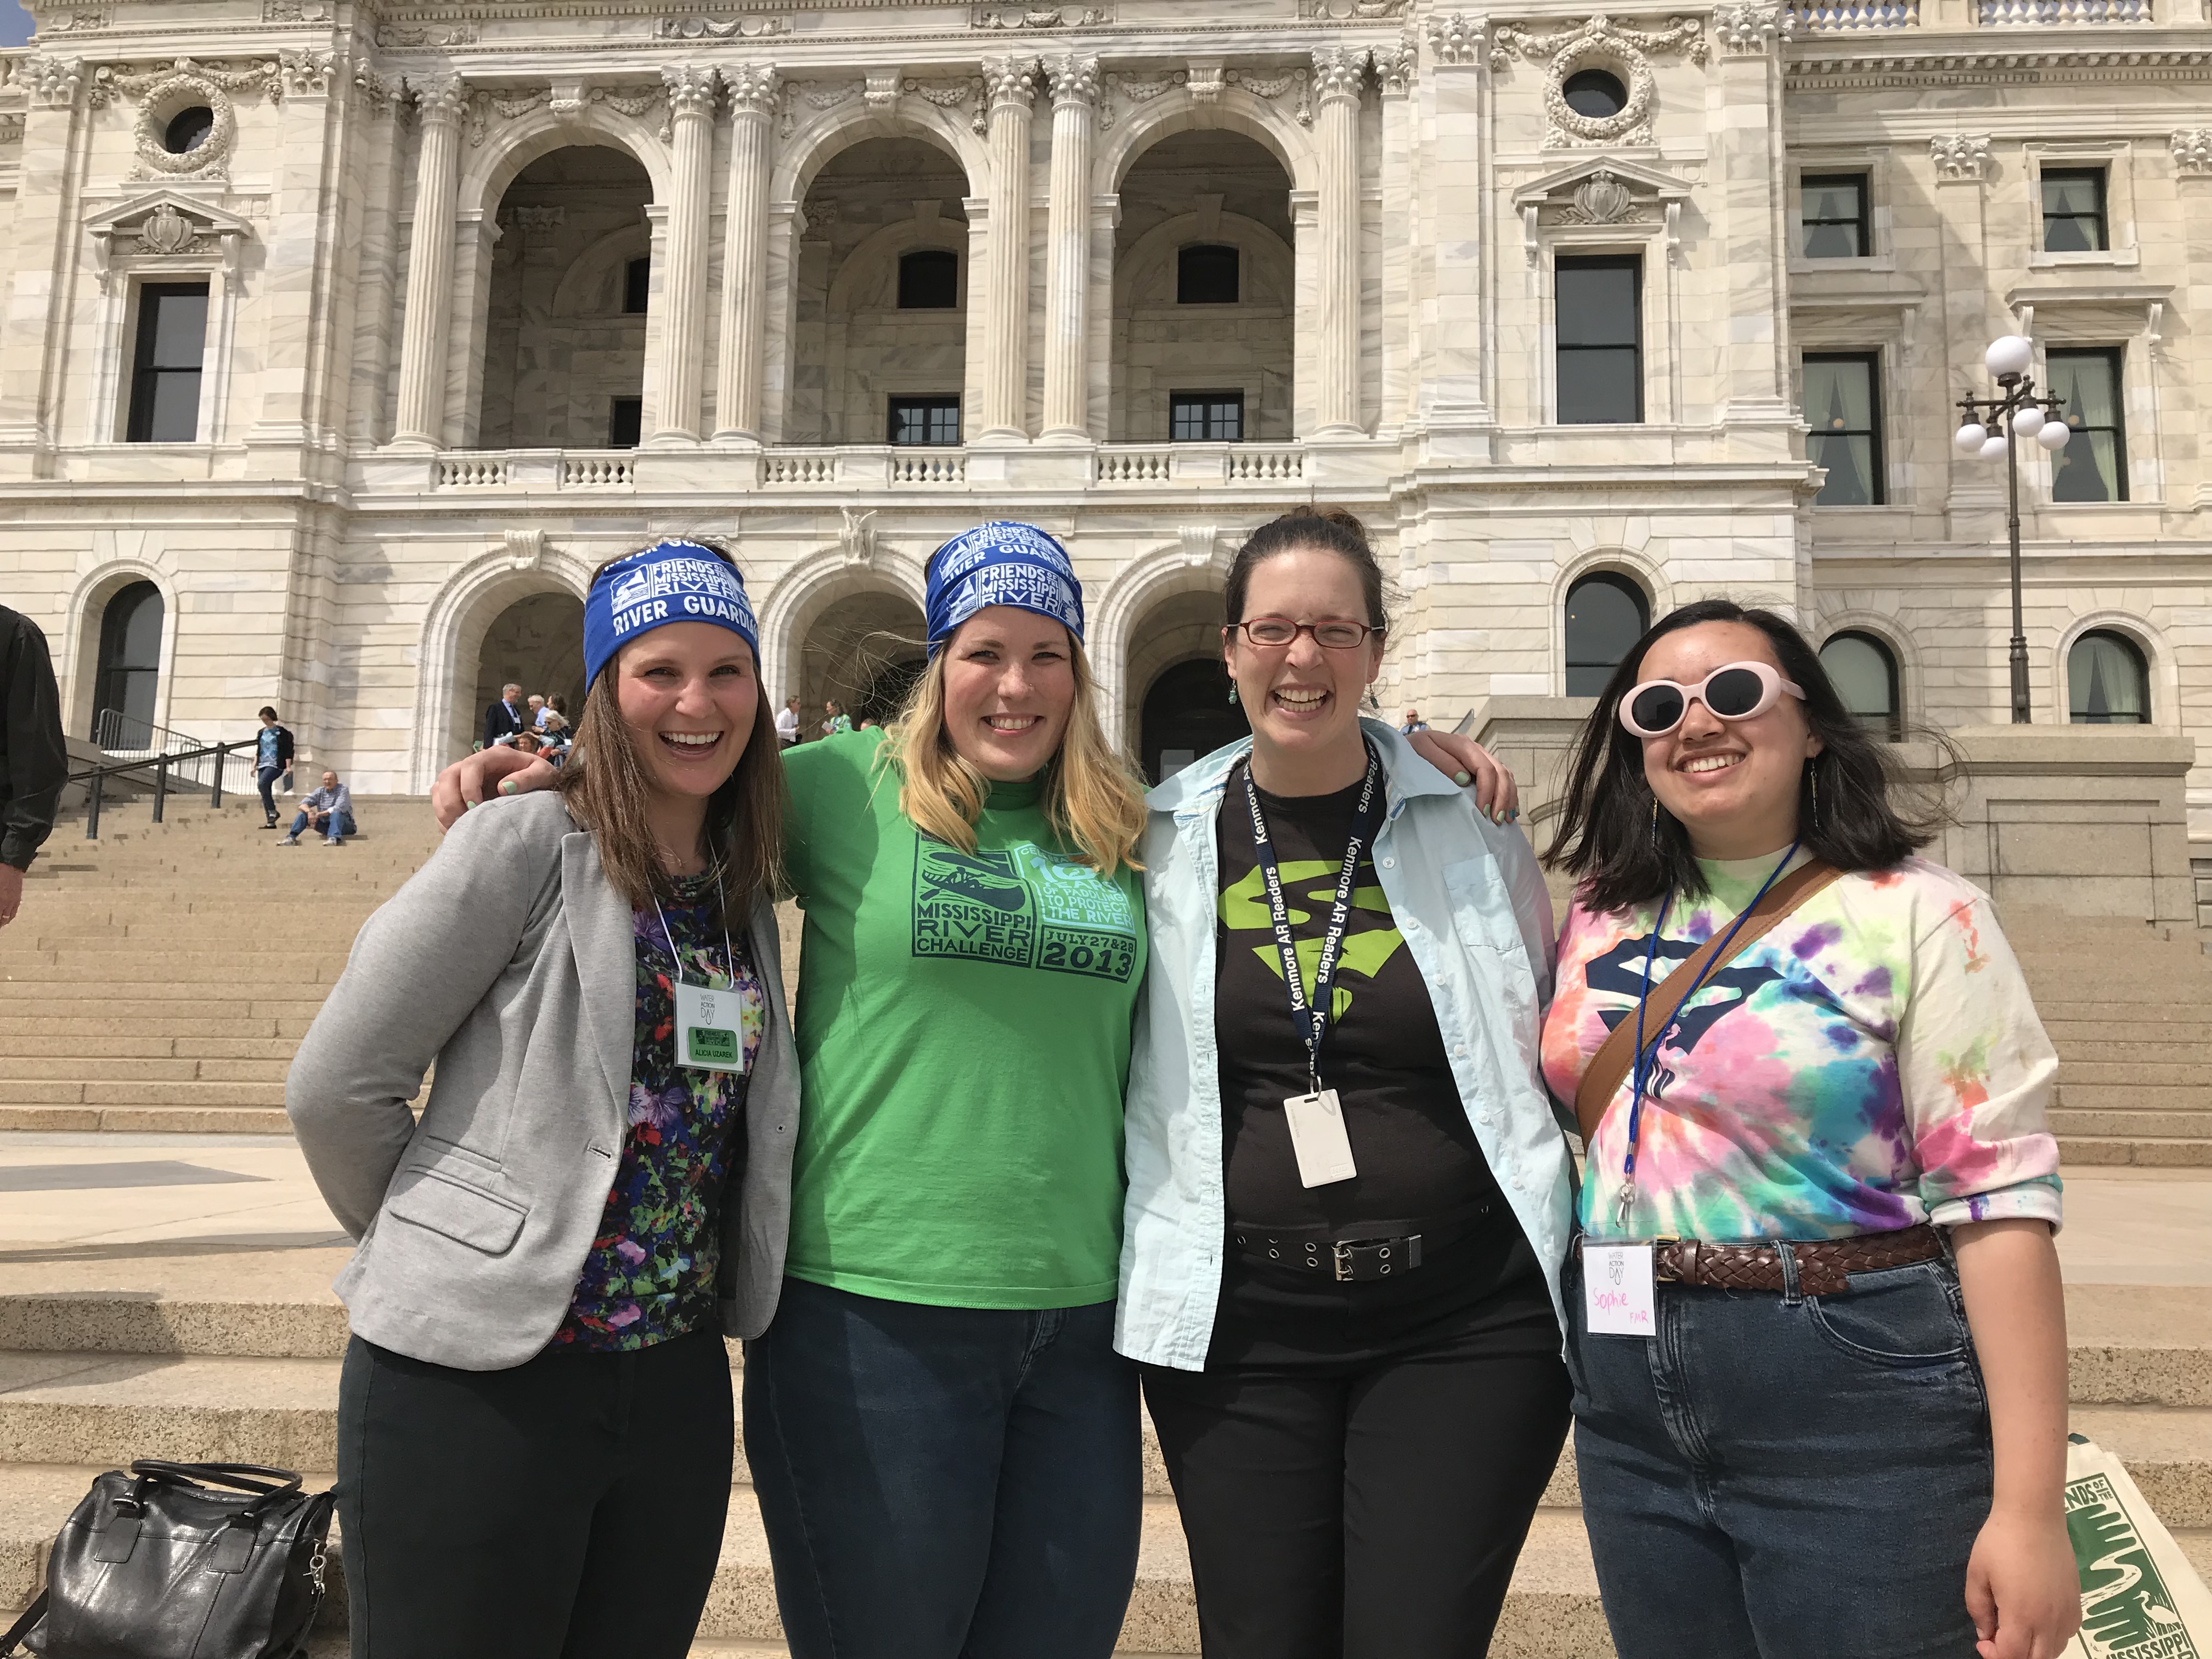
[1541,850,2062,1243]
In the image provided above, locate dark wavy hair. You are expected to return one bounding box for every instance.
[1544,599,1940,914]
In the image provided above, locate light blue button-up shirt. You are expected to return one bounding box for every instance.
[1114,718,1576,1371]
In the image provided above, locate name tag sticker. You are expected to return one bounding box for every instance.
[1584,1244,1657,1338]
[674,982,745,1074]
[1283,1089,1358,1188]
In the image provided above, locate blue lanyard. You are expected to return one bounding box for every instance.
[1615,842,1799,1229]
[1244,742,1385,1096]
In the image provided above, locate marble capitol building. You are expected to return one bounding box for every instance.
[2,0,2210,891]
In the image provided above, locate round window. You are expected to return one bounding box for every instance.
[163,107,216,155]
[1561,70,1628,120]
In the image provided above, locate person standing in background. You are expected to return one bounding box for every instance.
[483,682,527,749]
[254,706,294,830]
[1,602,69,931]
[776,695,802,750]
[819,699,851,738]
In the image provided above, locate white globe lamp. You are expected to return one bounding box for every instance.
[1985,335,2034,379]
[1954,422,1988,456]
[1978,434,2009,461]
[2037,419,2072,452]
[2011,405,2046,438]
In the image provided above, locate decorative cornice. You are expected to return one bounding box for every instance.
[657,13,790,37]
[973,4,1112,27]
[1311,43,1368,101]
[1492,13,1708,65]
[662,61,719,118]
[1929,132,1992,180]
[377,21,478,47]
[2172,128,2212,176]
[87,56,285,110]
[1046,52,1101,107]
[1786,43,2212,81]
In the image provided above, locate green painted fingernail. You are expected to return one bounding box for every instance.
[1453,769,1473,787]
[499,779,516,795]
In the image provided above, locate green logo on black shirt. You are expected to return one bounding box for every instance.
[912,840,1138,980]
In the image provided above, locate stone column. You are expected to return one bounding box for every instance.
[712,64,781,443]
[0,58,87,460]
[651,65,718,443]
[1374,38,1415,435]
[1713,16,1793,438]
[979,55,1040,443]
[1311,48,1366,437]
[392,77,467,449]
[1040,54,1099,444]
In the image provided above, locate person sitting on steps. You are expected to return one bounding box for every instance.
[281,770,354,846]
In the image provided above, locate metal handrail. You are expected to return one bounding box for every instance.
[93,708,207,757]
[66,738,253,839]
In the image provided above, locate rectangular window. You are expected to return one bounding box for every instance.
[897,250,959,310]
[1177,244,1240,305]
[1800,173,1870,259]
[125,283,210,444]
[607,396,642,449]
[1170,391,1244,442]
[623,256,651,314]
[1555,256,1643,424]
[1803,353,1884,506]
[2045,348,2126,503]
[888,396,961,446]
[2041,167,2108,253]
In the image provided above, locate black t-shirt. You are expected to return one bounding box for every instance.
[1212,766,1505,1233]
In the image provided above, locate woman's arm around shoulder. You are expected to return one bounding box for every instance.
[286,793,567,1238]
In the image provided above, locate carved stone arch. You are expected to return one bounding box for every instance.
[1096,89,1316,198]
[825,216,970,317]
[769,101,987,208]
[410,541,596,791]
[459,111,672,221]
[2053,608,2176,730]
[1113,210,1294,312]
[551,223,654,318]
[1091,533,1236,751]
[63,556,182,742]
[1553,546,1669,697]
[755,542,930,712]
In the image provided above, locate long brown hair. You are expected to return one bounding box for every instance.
[556,544,787,922]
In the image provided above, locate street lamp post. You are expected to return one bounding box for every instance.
[1954,334,2071,724]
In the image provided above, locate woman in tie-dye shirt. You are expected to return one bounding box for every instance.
[1540,599,2079,1659]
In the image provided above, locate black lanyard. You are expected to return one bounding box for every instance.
[1243,743,1385,1096]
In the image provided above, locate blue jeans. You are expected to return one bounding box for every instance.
[743,1277,1141,1659]
[290,809,354,842]
[257,765,281,820]
[1565,1248,1994,1659]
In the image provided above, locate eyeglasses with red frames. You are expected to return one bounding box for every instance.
[1618,661,1806,738]
[1227,617,1379,651]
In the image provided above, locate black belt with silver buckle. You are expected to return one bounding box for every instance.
[1232,1203,1493,1283]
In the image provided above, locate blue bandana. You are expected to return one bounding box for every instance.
[583,540,759,690]
[924,522,1085,658]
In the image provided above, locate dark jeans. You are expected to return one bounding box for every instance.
[257,764,281,821]
[743,1277,1141,1659]
[1565,1250,1994,1659]
[1141,1269,1569,1659]
[289,809,355,842]
[336,1328,733,1659]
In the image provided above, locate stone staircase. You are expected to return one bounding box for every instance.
[0,798,2208,1654]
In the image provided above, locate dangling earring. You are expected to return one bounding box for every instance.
[1650,796,1661,849]
[1228,682,1239,706]
[1808,760,1820,833]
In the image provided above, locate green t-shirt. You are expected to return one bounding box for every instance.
[781,730,1146,1309]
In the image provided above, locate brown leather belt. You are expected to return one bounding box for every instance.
[1574,1223,1942,1296]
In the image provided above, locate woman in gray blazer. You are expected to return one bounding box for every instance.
[287,539,797,1659]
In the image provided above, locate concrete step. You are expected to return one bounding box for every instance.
[2062,1085,2212,1112]
[0,1059,290,1085]
[2069,1407,2212,1528]
[0,1106,296,1133]
[0,1006,317,1032]
[2059,1063,2212,1088]
[2047,1019,2212,1043]
[2056,1136,2212,1168]
[0,1081,289,1108]
[2050,1109,2212,1139]
[0,1035,301,1062]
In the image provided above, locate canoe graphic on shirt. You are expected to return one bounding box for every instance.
[910,839,1138,980]
[917,848,1031,913]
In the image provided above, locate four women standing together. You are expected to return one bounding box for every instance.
[295,513,2081,1659]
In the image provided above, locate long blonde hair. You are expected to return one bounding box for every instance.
[885,632,1146,876]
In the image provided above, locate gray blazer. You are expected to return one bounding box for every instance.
[285,791,800,1371]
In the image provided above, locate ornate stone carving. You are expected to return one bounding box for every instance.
[781,79,860,138]
[376,21,478,48]
[503,204,566,230]
[1427,15,1481,64]
[864,72,902,110]
[1564,168,1643,222]
[662,64,720,120]
[724,64,782,116]
[1187,64,1225,103]
[92,57,284,111]
[905,76,987,133]
[1310,46,1368,103]
[1491,16,1706,148]
[466,88,549,146]
[1712,1,1794,50]
[280,50,334,97]
[657,13,789,37]
[1929,133,1992,182]
[263,0,332,21]
[1374,36,1417,94]
[129,74,242,178]
[2171,129,2212,177]
[1098,68,1181,130]
[0,114,24,144]
[353,63,399,115]
[26,57,86,107]
[839,507,877,566]
[1047,53,1101,107]
[1227,66,1313,126]
[46,9,111,31]
[411,76,471,129]
[1301,0,1406,16]
[974,5,1112,26]
[136,202,200,255]
[86,193,256,290]
[982,54,1041,111]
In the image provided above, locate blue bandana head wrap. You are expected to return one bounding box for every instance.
[583,540,759,690]
[923,522,1084,658]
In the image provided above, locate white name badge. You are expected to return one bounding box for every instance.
[673,981,746,1074]
[1583,1244,1657,1338]
[1283,1089,1358,1188]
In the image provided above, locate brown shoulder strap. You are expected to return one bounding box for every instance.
[1571,860,1846,1148]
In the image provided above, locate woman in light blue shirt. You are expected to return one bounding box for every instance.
[1118,510,1574,1659]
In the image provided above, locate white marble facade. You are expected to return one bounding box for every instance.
[0,0,2207,831]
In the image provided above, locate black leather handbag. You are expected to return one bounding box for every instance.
[0,1462,336,1659]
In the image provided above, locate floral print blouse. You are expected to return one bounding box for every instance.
[555,873,768,1350]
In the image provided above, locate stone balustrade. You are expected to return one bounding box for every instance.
[1978,0,2152,20]
[1793,0,1920,28]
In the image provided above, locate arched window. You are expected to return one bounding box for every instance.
[2069,630,2149,725]
[93,580,164,743]
[1564,573,1650,696]
[1820,631,1902,741]
[897,250,960,311]
[1176,244,1240,306]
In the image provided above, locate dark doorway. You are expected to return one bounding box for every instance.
[1141,658,1247,785]
[857,655,926,726]
[93,580,164,742]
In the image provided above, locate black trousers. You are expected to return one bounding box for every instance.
[1141,1251,1570,1659]
[336,1328,733,1659]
